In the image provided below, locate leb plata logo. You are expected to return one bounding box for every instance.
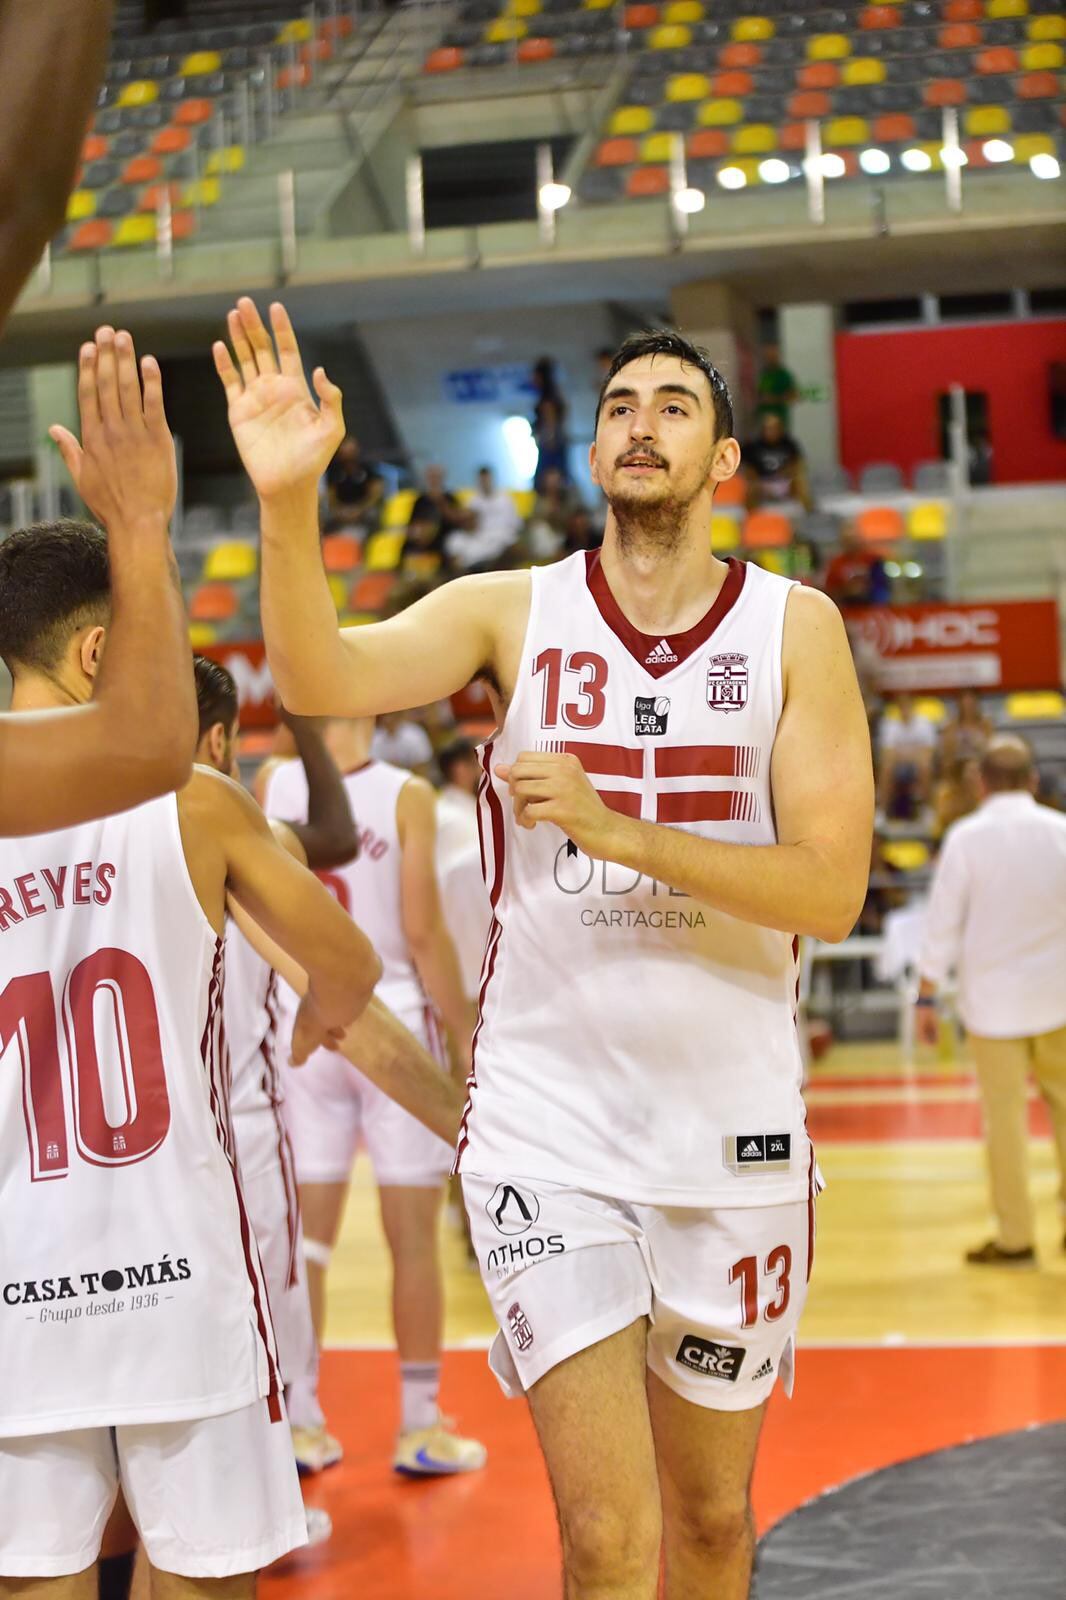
[634,695,670,736]
[707,651,748,713]
[675,1335,745,1382]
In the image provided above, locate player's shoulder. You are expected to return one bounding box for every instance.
[178,762,260,831]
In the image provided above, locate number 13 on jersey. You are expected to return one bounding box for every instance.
[533,648,609,731]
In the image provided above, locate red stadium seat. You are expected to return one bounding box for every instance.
[797,61,841,88]
[940,22,982,48]
[624,4,660,27]
[719,42,762,69]
[626,165,670,196]
[855,506,905,544]
[859,6,901,28]
[152,125,192,155]
[1017,70,1059,96]
[121,155,163,185]
[349,573,395,613]
[713,69,754,96]
[425,46,464,72]
[924,78,968,104]
[780,122,809,150]
[744,511,792,548]
[714,473,747,508]
[945,0,982,18]
[597,137,640,166]
[68,219,113,251]
[170,209,197,241]
[175,99,215,126]
[137,181,182,212]
[873,111,917,141]
[298,39,333,65]
[687,128,730,157]
[82,133,110,163]
[518,36,555,61]
[318,14,354,40]
[975,45,1019,71]
[789,90,833,117]
[276,63,311,90]
[189,584,238,622]
[322,535,362,573]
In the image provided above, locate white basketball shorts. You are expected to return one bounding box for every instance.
[284,1002,455,1188]
[0,1399,306,1579]
[240,1150,317,1396]
[463,1174,816,1412]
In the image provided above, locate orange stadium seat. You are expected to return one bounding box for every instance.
[1017,70,1059,96]
[299,39,333,66]
[713,69,755,96]
[276,64,311,91]
[170,210,196,242]
[924,78,968,104]
[687,128,730,157]
[779,122,808,149]
[189,584,238,622]
[859,6,901,27]
[68,219,113,251]
[720,42,762,69]
[624,3,660,25]
[873,111,917,141]
[797,62,841,89]
[152,125,192,155]
[976,45,1019,71]
[349,573,396,613]
[121,155,163,186]
[82,133,110,163]
[518,37,555,61]
[318,13,355,40]
[744,511,793,548]
[714,473,747,508]
[790,90,833,117]
[626,165,670,196]
[597,137,639,166]
[855,505,905,543]
[322,536,362,573]
[425,46,464,71]
[940,22,983,47]
[945,0,982,17]
[138,181,181,212]
[175,99,215,126]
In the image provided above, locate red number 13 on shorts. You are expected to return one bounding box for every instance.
[729,1247,792,1329]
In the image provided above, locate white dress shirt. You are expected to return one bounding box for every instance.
[446,490,520,570]
[370,719,433,770]
[920,791,1066,1038]
[435,785,490,1001]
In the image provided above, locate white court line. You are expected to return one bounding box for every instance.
[325,1336,1066,1353]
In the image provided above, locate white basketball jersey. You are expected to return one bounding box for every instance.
[0,794,280,1437]
[456,552,814,1206]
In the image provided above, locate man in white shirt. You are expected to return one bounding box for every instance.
[435,738,490,1003]
[916,736,1066,1266]
[371,708,434,775]
[446,467,521,572]
[878,693,937,816]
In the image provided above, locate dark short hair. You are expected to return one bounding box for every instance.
[0,520,110,674]
[193,654,238,740]
[595,330,733,441]
[438,736,478,785]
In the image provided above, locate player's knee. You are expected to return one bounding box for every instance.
[671,1490,753,1561]
[559,1499,661,1584]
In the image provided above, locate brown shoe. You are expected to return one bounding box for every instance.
[965,1240,1036,1267]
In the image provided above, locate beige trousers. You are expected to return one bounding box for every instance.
[969,1024,1066,1251]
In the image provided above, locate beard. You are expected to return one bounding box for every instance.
[605,454,714,559]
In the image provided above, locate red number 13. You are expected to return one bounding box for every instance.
[729,1247,792,1329]
[533,648,608,730]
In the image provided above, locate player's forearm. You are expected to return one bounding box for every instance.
[286,715,358,869]
[409,924,476,1043]
[341,997,463,1145]
[605,815,865,944]
[259,488,354,714]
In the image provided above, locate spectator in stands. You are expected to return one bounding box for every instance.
[325,434,383,534]
[939,690,993,769]
[857,830,906,937]
[824,522,892,609]
[878,693,937,821]
[562,505,603,556]
[933,756,982,840]
[405,464,472,569]
[532,356,570,488]
[756,343,800,428]
[527,466,585,561]
[371,707,434,777]
[447,467,522,573]
[742,411,812,513]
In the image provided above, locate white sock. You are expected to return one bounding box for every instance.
[400,1361,440,1432]
[287,1373,325,1432]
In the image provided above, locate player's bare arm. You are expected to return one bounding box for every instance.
[499,587,874,942]
[178,765,382,1059]
[0,0,113,330]
[0,328,196,835]
[397,775,477,1050]
[213,296,528,718]
[274,710,359,868]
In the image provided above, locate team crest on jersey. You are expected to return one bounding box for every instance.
[706,652,748,713]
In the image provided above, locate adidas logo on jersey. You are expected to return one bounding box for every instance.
[740,1140,763,1159]
[644,638,678,665]
[751,1359,774,1381]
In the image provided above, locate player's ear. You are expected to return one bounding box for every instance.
[709,436,742,484]
[207,722,226,766]
[79,624,107,682]
[588,440,600,488]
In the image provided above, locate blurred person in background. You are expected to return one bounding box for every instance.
[756,342,800,428]
[405,464,472,568]
[562,504,603,555]
[856,829,906,938]
[933,755,982,840]
[877,693,937,822]
[742,411,812,513]
[531,356,570,488]
[824,521,892,608]
[435,737,491,1009]
[372,707,434,777]
[324,433,383,535]
[917,736,1066,1267]
[527,464,585,561]
[939,690,993,768]
[435,737,481,868]
[447,466,522,572]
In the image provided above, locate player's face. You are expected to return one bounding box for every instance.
[591,355,720,510]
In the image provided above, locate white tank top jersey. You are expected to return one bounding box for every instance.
[456,551,816,1207]
[0,794,280,1437]
[265,757,426,1019]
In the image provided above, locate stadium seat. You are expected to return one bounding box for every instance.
[518,37,555,60]
[82,134,110,163]
[175,99,215,126]
[1022,41,1065,67]
[278,18,314,43]
[82,159,119,189]
[650,25,693,49]
[880,839,930,872]
[744,511,792,548]
[975,43,1020,71]
[859,462,905,494]
[720,42,763,69]
[925,78,969,104]
[425,46,464,71]
[511,489,536,518]
[860,5,902,26]
[664,1,704,21]
[912,460,951,493]
[1017,69,1059,94]
[641,132,676,162]
[1005,691,1065,720]
[1029,14,1066,39]
[509,0,543,17]
[711,514,742,550]
[732,16,774,42]
[112,212,156,247]
[66,190,96,222]
[121,155,162,185]
[731,122,775,152]
[714,473,747,508]
[826,115,870,143]
[180,51,222,76]
[713,69,755,96]
[326,575,349,612]
[610,106,655,136]
[1014,131,1056,160]
[667,73,711,100]
[915,698,948,725]
[205,146,246,176]
[486,17,526,40]
[965,103,1011,132]
[365,531,405,571]
[855,505,905,542]
[349,573,396,613]
[579,167,625,202]
[986,0,1027,16]
[946,0,983,17]
[187,623,218,649]
[940,23,983,48]
[99,188,136,220]
[843,56,887,84]
[808,33,851,59]
[382,491,416,529]
[69,219,113,251]
[687,128,730,156]
[789,89,832,116]
[908,503,948,540]
[798,61,841,89]
[203,542,257,582]
[183,178,221,207]
[597,136,639,166]
[624,4,660,26]
[117,80,159,108]
[698,98,744,125]
[189,584,238,622]
[627,165,670,196]
[152,125,193,155]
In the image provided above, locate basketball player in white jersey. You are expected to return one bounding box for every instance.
[215,301,874,1599]
[265,720,487,1475]
[0,524,382,1596]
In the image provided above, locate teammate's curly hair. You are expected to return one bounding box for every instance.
[0,520,110,674]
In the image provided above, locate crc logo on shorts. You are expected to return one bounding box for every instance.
[508,1301,534,1353]
[634,695,670,736]
[707,652,748,713]
[486,1183,540,1236]
[676,1336,745,1383]
[723,1134,792,1176]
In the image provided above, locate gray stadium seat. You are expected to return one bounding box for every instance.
[811,465,853,498]
[860,463,906,496]
[912,461,951,495]
[97,188,135,220]
[579,168,624,204]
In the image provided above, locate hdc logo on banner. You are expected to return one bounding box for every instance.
[842,599,1060,692]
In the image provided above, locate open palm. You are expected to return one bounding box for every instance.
[213,298,344,500]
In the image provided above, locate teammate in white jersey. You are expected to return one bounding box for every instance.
[266,722,486,1476]
[0,558,380,1589]
[216,302,873,1600]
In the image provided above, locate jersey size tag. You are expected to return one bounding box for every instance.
[722,1134,792,1175]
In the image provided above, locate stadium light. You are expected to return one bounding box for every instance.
[503,416,539,481]
[859,147,890,175]
[717,166,747,190]
[674,186,706,213]
[940,145,968,168]
[982,139,1014,164]
[818,153,846,179]
[1030,153,1061,180]
[901,147,933,173]
[538,181,571,211]
[903,561,922,579]
[884,560,901,579]
[758,158,791,185]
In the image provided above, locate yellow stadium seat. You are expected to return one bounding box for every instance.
[583,0,614,9]
[914,697,948,725]
[732,15,774,41]
[203,541,257,581]
[664,0,704,20]
[649,24,692,48]
[327,575,348,611]
[383,490,416,528]
[908,502,947,540]
[365,531,405,571]
[1014,132,1055,160]
[510,489,536,518]
[808,33,850,60]
[732,123,776,153]
[1021,41,1064,68]
[842,57,886,85]
[918,141,944,169]
[340,613,378,629]
[508,0,542,13]
[825,116,870,145]
[881,840,930,872]
[729,156,761,184]
[711,515,742,550]
[188,623,218,648]
[698,98,744,126]
[667,73,711,101]
[181,50,222,75]
[486,16,527,40]
[1029,14,1066,40]
[455,487,476,506]
[113,215,157,247]
[117,80,159,108]
[609,105,655,136]
[66,190,96,222]
[1005,691,1066,720]
[277,18,313,42]
[986,0,1027,16]
[183,178,221,207]
[755,550,789,576]
[205,146,246,176]
[641,132,676,163]
[964,104,1011,135]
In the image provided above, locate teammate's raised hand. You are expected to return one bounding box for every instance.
[213,298,344,501]
[49,327,177,531]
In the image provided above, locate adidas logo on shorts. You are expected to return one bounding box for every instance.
[750,1358,774,1381]
[644,638,678,666]
[740,1140,763,1159]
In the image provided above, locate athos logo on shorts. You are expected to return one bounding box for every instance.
[675,1336,746,1382]
[634,695,670,736]
[486,1183,540,1236]
[508,1302,534,1353]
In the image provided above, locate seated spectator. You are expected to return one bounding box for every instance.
[742,411,812,513]
[325,434,383,533]
[857,830,906,937]
[878,693,937,820]
[824,522,892,609]
[527,466,585,561]
[934,756,982,840]
[405,464,473,568]
[446,467,522,573]
[939,690,993,769]
[371,708,434,777]
[562,505,603,556]
[756,342,800,428]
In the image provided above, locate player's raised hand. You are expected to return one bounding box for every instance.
[213,297,344,501]
[496,751,621,858]
[49,327,177,532]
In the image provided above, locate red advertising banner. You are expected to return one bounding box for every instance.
[200,641,276,728]
[842,599,1061,693]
